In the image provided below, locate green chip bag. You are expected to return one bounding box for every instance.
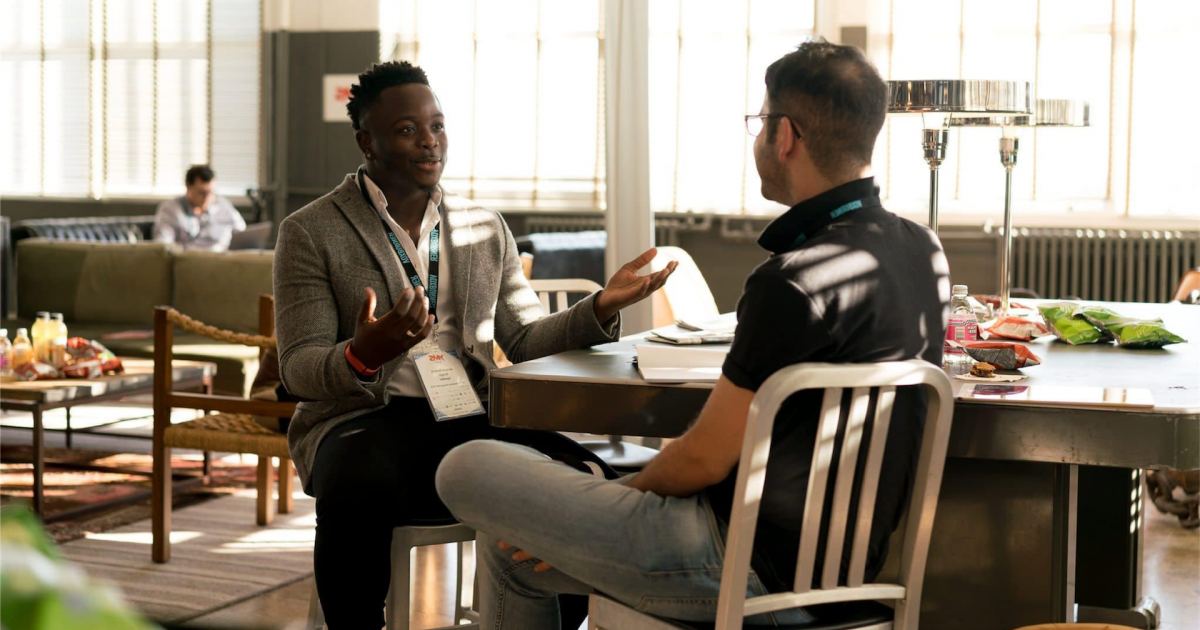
[1073,305,1126,341]
[1103,319,1187,349]
[1038,302,1105,345]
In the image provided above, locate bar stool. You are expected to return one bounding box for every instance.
[307,521,480,630]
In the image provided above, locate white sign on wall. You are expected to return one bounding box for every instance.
[323,74,359,123]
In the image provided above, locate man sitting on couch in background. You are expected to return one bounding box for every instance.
[152,164,246,252]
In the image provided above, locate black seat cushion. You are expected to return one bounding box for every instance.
[665,600,894,630]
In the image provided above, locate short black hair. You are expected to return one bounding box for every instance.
[764,40,887,180]
[185,165,214,185]
[347,61,431,131]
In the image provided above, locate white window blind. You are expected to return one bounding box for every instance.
[648,0,816,215]
[0,0,261,199]
[873,0,1200,218]
[382,0,606,211]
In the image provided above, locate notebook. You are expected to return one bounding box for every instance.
[635,343,729,383]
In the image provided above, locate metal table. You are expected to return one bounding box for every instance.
[490,301,1199,630]
[1,358,216,521]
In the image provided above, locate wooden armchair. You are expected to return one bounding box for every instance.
[151,295,297,563]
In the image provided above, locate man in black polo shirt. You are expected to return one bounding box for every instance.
[436,40,949,628]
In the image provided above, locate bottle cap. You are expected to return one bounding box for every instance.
[36,311,49,318]
[51,313,64,320]
[951,284,968,294]
[16,328,28,336]
[1,328,7,337]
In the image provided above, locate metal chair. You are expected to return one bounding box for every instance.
[528,278,661,472]
[589,360,955,630]
[307,522,480,630]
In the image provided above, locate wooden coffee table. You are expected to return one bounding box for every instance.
[0,358,216,520]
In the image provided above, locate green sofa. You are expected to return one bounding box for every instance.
[5,239,273,396]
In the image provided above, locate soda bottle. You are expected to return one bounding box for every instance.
[12,328,34,369]
[943,285,979,370]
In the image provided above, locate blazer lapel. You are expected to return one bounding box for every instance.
[330,175,405,307]
[440,192,474,332]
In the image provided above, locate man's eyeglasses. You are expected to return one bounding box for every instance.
[745,113,801,139]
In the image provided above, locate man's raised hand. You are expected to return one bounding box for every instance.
[350,286,434,370]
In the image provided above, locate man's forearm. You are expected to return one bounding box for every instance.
[626,436,723,498]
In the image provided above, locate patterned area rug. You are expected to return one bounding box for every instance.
[59,489,315,625]
[0,445,261,543]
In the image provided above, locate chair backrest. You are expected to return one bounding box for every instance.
[649,246,719,328]
[527,278,604,315]
[714,360,954,630]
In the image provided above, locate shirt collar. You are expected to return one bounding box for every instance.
[356,171,443,236]
[757,177,881,254]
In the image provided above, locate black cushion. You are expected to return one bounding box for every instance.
[664,600,894,630]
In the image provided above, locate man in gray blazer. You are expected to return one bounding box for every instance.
[273,61,674,629]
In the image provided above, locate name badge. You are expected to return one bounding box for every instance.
[412,342,485,421]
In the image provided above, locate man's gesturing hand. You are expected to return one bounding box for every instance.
[350,286,434,370]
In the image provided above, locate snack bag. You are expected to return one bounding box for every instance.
[1104,319,1187,349]
[63,338,124,378]
[14,360,60,381]
[963,342,1043,370]
[1073,305,1128,341]
[985,317,1052,341]
[1038,302,1105,345]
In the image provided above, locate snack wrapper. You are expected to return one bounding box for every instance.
[985,317,1052,341]
[62,337,124,378]
[1038,302,1105,345]
[14,360,60,381]
[1073,305,1128,341]
[1103,319,1187,349]
[962,342,1043,370]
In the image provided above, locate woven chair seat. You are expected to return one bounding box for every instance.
[163,413,290,459]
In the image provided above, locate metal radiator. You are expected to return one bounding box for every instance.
[1010,228,1200,303]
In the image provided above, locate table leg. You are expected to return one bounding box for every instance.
[32,407,45,518]
[1076,466,1160,629]
[1051,464,1079,622]
[203,451,213,482]
[64,407,72,450]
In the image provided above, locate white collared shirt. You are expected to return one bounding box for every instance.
[355,172,464,398]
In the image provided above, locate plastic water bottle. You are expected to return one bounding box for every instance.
[943,285,979,370]
[12,328,34,369]
[0,328,12,377]
[49,313,69,368]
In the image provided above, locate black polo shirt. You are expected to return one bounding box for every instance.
[708,177,949,593]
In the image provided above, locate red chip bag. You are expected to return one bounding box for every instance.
[963,342,1043,370]
[985,317,1053,341]
[15,360,60,381]
[62,337,124,378]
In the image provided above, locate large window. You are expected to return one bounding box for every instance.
[0,0,261,199]
[873,0,1200,218]
[381,0,606,212]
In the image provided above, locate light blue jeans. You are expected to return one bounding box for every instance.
[435,439,811,629]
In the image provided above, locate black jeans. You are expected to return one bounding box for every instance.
[311,397,609,630]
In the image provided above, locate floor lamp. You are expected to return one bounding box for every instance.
[949,98,1091,314]
[886,80,1032,233]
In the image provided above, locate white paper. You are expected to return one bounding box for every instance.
[412,349,485,420]
[635,344,729,383]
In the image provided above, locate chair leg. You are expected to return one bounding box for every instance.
[387,536,412,630]
[279,458,295,514]
[256,456,275,526]
[152,443,172,563]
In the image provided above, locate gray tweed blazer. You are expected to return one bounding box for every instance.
[273,175,620,493]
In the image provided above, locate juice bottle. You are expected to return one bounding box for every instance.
[31,311,51,363]
[49,313,69,368]
[0,328,12,377]
[12,328,34,369]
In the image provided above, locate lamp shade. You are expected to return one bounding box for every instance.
[887,80,1032,115]
[948,98,1090,128]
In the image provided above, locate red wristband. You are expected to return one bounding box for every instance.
[345,343,380,376]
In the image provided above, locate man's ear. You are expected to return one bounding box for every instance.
[355,129,372,156]
[776,118,798,161]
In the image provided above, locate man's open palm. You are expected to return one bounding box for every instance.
[593,248,678,322]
